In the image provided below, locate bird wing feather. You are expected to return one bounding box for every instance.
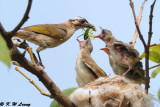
[113,41,139,57]
[21,24,67,39]
[134,61,146,79]
[81,51,107,77]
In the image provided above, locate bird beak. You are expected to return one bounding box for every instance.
[99,26,103,30]
[100,48,105,51]
[92,26,96,31]
[76,39,80,43]
[94,35,100,38]
[94,33,101,38]
[94,26,104,38]
[87,24,96,31]
[100,47,110,54]
[76,39,85,44]
[77,39,86,49]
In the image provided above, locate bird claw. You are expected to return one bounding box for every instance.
[122,72,127,76]
[19,40,29,49]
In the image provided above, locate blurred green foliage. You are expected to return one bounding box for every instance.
[50,87,77,107]
[0,34,11,68]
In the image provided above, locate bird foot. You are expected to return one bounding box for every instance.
[122,72,127,76]
[19,40,29,49]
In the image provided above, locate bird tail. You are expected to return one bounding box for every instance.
[134,61,146,84]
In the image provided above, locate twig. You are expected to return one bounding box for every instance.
[130,0,146,47]
[15,67,52,97]
[26,47,35,63]
[129,0,147,48]
[12,61,20,67]
[144,64,160,71]
[145,0,156,92]
[150,43,160,47]
[12,39,38,64]
[9,0,32,37]
[129,0,157,93]
[0,23,13,48]
[12,39,35,63]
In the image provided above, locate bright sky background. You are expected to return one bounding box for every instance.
[0,0,160,107]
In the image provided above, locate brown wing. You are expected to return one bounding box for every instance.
[21,24,67,39]
[113,41,139,57]
[81,50,107,77]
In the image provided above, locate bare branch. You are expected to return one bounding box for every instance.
[15,67,52,98]
[9,0,32,37]
[145,0,156,93]
[129,0,157,93]
[144,64,160,71]
[26,47,36,63]
[129,0,147,48]
[0,23,13,48]
[0,23,7,37]
[12,61,21,67]
[150,43,160,47]
[148,0,156,46]
[130,0,146,47]
[12,39,39,64]
[10,47,75,106]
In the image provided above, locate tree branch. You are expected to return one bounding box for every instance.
[129,0,147,48]
[144,64,160,71]
[150,43,160,47]
[130,0,146,47]
[129,0,157,93]
[10,47,75,106]
[15,67,52,98]
[145,0,156,93]
[9,0,32,37]
[0,23,13,48]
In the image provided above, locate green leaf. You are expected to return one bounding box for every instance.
[140,50,160,63]
[62,87,77,97]
[50,87,77,107]
[90,34,95,38]
[150,45,160,54]
[50,100,59,107]
[151,67,160,78]
[140,52,145,58]
[158,89,160,100]
[0,34,11,67]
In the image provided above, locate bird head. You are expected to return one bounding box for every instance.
[95,27,112,41]
[69,16,96,31]
[77,37,93,52]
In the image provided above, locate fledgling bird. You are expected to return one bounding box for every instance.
[14,16,96,65]
[95,27,146,84]
[101,47,145,84]
[75,37,107,87]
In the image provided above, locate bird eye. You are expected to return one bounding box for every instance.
[102,30,105,34]
[80,19,86,24]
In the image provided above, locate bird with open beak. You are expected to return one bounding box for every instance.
[14,16,96,65]
[75,37,107,87]
[95,27,145,84]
